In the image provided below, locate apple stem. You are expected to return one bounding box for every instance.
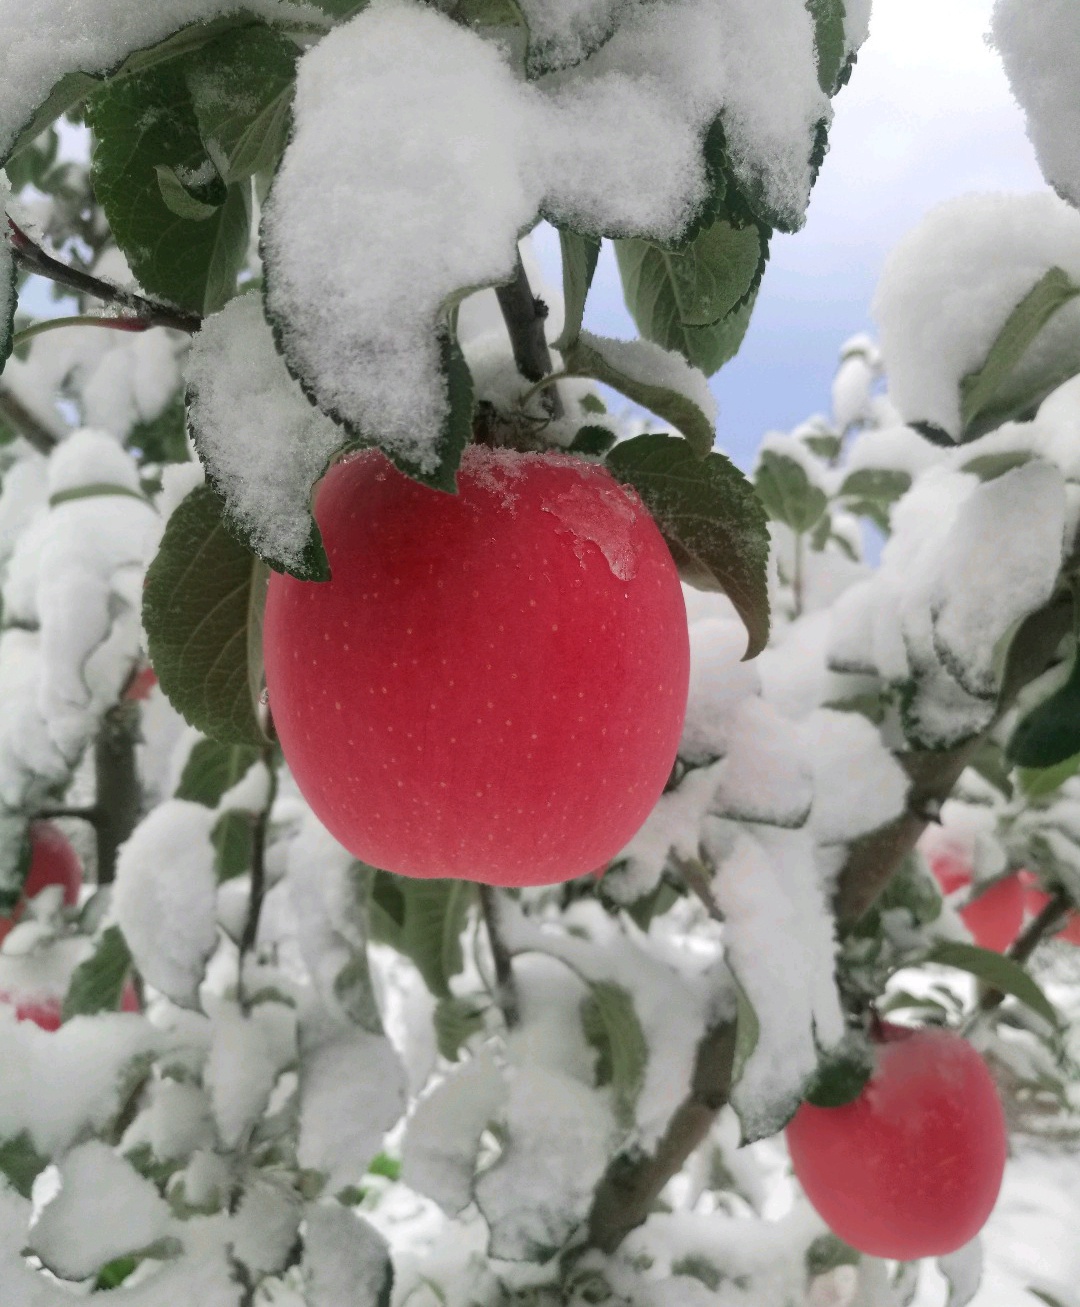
[7,219,202,336]
[478,884,519,1028]
[494,253,564,420]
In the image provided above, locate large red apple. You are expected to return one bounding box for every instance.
[0,823,83,945]
[787,1025,1006,1259]
[263,447,690,886]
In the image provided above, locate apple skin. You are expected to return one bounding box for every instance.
[124,666,158,702]
[263,447,690,886]
[786,1026,1007,1260]
[0,823,83,945]
[928,854,1024,953]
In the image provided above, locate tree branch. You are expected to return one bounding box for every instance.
[479,883,519,1027]
[93,701,142,885]
[495,254,563,418]
[976,887,1071,1018]
[586,1019,737,1252]
[0,385,64,453]
[8,221,202,335]
[238,753,278,992]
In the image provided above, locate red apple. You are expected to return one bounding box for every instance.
[959,874,1025,953]
[0,823,83,945]
[928,851,971,896]
[263,447,690,886]
[786,1025,1007,1259]
[13,999,62,1031]
[124,665,158,702]
[120,978,141,1013]
[1021,875,1080,945]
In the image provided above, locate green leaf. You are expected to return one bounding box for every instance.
[837,467,911,504]
[557,333,716,457]
[1017,753,1080,799]
[49,482,148,509]
[452,0,525,27]
[755,450,828,533]
[568,424,616,456]
[960,450,1033,482]
[62,926,133,1020]
[211,810,254,882]
[154,163,222,220]
[87,62,251,316]
[926,941,1060,1027]
[128,391,189,464]
[433,995,486,1060]
[553,227,600,352]
[176,738,261,806]
[95,1257,140,1290]
[143,485,268,747]
[804,1040,873,1108]
[186,25,297,184]
[367,874,475,999]
[580,981,648,1128]
[607,433,771,657]
[960,267,1080,440]
[615,216,768,375]
[806,1234,861,1277]
[1007,653,1080,769]
[0,1133,49,1198]
[806,0,849,95]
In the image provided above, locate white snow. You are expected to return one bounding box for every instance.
[801,709,909,846]
[186,295,345,572]
[874,192,1080,436]
[231,1176,302,1277]
[681,617,762,763]
[712,696,813,829]
[993,0,1080,207]
[573,331,717,427]
[30,1139,172,1280]
[302,1203,391,1307]
[114,800,219,1005]
[204,997,297,1148]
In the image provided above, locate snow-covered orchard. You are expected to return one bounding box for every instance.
[0,0,1079,1303]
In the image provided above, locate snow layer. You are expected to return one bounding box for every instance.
[302,1204,390,1307]
[205,998,297,1147]
[873,192,1080,436]
[187,295,344,572]
[30,1140,172,1280]
[263,0,829,469]
[993,0,1080,207]
[801,709,909,846]
[114,800,219,1005]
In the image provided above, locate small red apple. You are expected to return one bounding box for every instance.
[124,665,158,702]
[0,823,83,945]
[120,978,141,1013]
[263,447,690,886]
[787,1025,1007,1259]
[928,854,1024,953]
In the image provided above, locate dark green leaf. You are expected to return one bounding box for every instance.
[580,982,648,1128]
[367,1152,401,1181]
[0,1133,49,1198]
[804,1040,873,1108]
[560,333,716,457]
[154,163,222,220]
[579,392,606,415]
[553,228,600,352]
[838,467,911,504]
[176,738,261,806]
[433,995,486,1061]
[95,1256,140,1290]
[803,432,842,461]
[607,433,771,657]
[755,450,827,533]
[211,810,254,882]
[926,941,1060,1027]
[186,25,297,184]
[569,424,616,456]
[1007,654,1080,769]
[960,267,1080,440]
[452,0,525,27]
[367,874,474,999]
[615,216,768,375]
[87,62,251,315]
[621,878,682,931]
[63,926,132,1020]
[960,450,1033,481]
[806,0,849,95]
[911,420,956,448]
[806,1234,861,1277]
[143,485,268,747]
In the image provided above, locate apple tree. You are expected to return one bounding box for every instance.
[0,0,1078,1304]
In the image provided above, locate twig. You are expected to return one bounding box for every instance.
[976,888,1071,1019]
[7,221,201,334]
[495,253,564,419]
[238,754,278,992]
[479,884,519,1027]
[586,1019,737,1252]
[13,314,151,349]
[0,385,63,453]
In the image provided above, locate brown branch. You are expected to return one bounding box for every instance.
[586,1019,737,1252]
[0,385,64,453]
[495,253,563,418]
[479,884,519,1027]
[8,221,202,335]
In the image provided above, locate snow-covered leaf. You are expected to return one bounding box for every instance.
[615,215,768,376]
[185,294,342,579]
[553,226,600,352]
[563,332,716,455]
[580,981,647,1129]
[755,449,827,533]
[206,998,296,1147]
[143,485,269,748]
[367,873,474,1000]
[176,738,261,807]
[0,1132,48,1198]
[114,800,218,1005]
[86,61,250,316]
[187,23,297,184]
[607,434,770,657]
[960,266,1080,439]
[433,995,486,1061]
[303,1203,393,1307]
[938,1237,983,1307]
[62,925,133,1020]
[806,0,849,95]
[926,941,1060,1028]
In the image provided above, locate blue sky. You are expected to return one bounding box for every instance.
[535,0,1047,469]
